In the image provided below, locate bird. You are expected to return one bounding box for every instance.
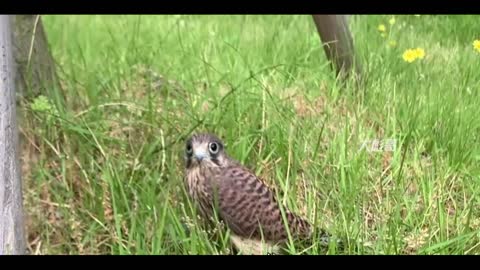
[183,132,333,255]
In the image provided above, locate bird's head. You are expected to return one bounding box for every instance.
[184,133,230,169]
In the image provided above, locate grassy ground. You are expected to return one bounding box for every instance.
[19,15,480,255]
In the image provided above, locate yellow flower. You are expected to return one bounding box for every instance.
[402,48,426,63]
[473,39,480,53]
[389,17,396,25]
[378,24,386,32]
[402,49,417,63]
[414,48,425,59]
[388,40,397,48]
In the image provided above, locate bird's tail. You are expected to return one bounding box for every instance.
[287,213,345,253]
[312,227,345,249]
[285,211,313,239]
[286,211,345,250]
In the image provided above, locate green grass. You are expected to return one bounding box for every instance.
[19,15,480,255]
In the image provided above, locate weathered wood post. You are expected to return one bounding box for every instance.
[0,15,26,255]
[12,15,60,100]
[312,15,361,83]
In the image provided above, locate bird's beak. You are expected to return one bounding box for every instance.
[194,150,207,162]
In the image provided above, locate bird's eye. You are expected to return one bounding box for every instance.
[186,143,193,155]
[209,142,219,154]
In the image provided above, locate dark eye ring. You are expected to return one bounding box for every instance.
[186,143,193,155]
[209,142,219,154]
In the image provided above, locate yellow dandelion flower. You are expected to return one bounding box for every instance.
[402,49,417,63]
[402,48,425,63]
[473,39,480,53]
[414,48,425,59]
[378,24,386,32]
[388,40,397,48]
[389,17,396,25]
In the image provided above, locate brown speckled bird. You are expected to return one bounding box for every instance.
[184,133,328,254]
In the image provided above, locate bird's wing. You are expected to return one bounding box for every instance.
[214,165,311,243]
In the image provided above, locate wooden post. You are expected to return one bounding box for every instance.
[0,15,26,255]
[12,15,61,100]
[312,15,361,82]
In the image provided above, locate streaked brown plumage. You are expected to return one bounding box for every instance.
[183,133,319,254]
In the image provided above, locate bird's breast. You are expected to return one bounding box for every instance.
[185,165,221,219]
